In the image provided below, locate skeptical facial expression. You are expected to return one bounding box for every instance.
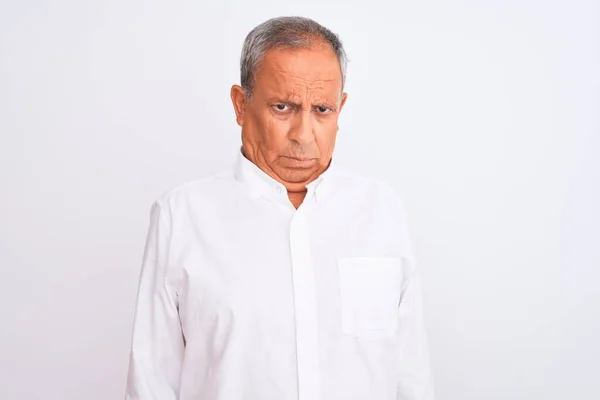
[231,43,347,191]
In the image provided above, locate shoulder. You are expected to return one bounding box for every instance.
[150,166,236,213]
[333,168,406,210]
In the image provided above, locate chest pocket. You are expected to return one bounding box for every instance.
[337,256,403,340]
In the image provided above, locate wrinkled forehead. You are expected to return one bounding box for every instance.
[253,46,343,100]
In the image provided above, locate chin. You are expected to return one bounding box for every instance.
[277,167,316,184]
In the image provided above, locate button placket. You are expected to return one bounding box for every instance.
[289,209,321,400]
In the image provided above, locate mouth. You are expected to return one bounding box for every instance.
[285,156,314,161]
[281,156,318,168]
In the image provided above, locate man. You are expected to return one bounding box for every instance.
[126,16,434,400]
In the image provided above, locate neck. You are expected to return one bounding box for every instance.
[288,190,307,209]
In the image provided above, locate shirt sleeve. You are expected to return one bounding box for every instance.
[126,201,184,399]
[396,261,435,400]
[392,193,435,400]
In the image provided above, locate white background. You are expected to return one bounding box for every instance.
[1,0,598,399]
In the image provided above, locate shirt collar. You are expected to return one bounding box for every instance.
[233,148,335,205]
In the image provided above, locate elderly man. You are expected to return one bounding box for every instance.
[126,16,434,400]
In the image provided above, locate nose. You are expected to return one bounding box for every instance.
[288,110,315,146]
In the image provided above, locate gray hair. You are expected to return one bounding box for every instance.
[240,16,348,97]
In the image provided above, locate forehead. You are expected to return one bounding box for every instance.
[253,45,343,98]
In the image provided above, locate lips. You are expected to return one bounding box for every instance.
[281,156,317,168]
[286,156,314,162]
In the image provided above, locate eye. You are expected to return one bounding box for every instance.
[273,104,290,112]
[315,105,331,114]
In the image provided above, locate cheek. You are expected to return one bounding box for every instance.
[247,111,286,141]
[314,118,339,150]
[263,116,291,145]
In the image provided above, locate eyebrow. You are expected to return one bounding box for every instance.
[267,97,338,109]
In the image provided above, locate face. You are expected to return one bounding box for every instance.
[231,43,347,192]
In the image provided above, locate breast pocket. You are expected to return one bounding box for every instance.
[337,256,403,340]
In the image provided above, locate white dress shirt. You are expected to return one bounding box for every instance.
[126,150,434,400]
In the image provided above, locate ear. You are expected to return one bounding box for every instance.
[230,85,248,126]
[336,92,348,133]
[339,92,348,112]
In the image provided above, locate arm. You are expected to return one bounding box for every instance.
[390,190,435,399]
[396,260,435,400]
[126,201,184,399]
